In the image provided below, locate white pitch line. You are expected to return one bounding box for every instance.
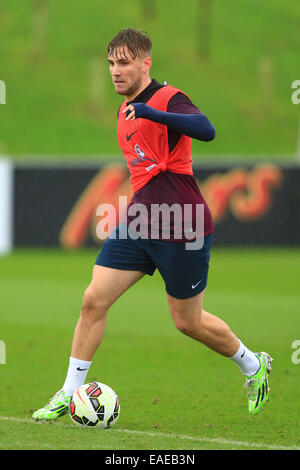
[115,428,300,451]
[0,415,299,451]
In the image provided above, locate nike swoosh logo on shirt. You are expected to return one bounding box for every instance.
[126,131,137,141]
[192,280,201,289]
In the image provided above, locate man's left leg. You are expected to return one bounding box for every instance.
[167,290,240,357]
[167,291,273,415]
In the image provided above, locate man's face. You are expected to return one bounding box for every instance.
[108,46,151,100]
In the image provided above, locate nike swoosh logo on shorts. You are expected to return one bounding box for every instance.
[192,280,201,289]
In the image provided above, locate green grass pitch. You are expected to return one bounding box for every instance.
[0,247,299,450]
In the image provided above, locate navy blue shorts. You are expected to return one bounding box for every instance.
[95,225,213,299]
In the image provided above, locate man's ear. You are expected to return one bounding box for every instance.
[142,56,152,73]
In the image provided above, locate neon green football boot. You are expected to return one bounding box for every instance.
[244,352,273,415]
[32,389,71,421]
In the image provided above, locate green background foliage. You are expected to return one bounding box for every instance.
[0,0,299,161]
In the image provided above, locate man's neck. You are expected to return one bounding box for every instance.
[125,77,152,102]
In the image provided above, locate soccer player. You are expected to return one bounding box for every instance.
[32,29,273,421]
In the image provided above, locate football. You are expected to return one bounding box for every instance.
[69,382,120,429]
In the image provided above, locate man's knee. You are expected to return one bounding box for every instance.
[173,316,193,336]
[81,287,110,319]
[168,298,203,337]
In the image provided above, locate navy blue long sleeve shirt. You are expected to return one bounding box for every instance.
[131,102,215,142]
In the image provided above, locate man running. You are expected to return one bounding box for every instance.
[32,29,272,421]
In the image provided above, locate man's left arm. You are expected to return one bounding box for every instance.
[123,101,215,142]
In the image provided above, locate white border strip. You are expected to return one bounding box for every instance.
[0,159,13,255]
[0,415,299,450]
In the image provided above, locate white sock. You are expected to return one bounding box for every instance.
[62,357,92,397]
[229,340,260,376]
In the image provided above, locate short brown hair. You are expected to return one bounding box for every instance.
[108,28,152,59]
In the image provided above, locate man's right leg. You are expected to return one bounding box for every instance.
[71,265,145,361]
[32,266,144,421]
